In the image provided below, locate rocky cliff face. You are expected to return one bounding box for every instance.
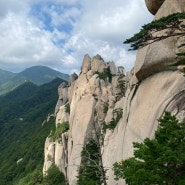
[43,0,185,184]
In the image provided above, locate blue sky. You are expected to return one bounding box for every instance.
[0,0,153,74]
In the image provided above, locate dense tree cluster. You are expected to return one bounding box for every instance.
[43,164,66,185]
[113,112,185,185]
[0,78,65,184]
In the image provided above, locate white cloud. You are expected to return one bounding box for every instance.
[0,12,66,71]
[62,0,153,72]
[0,1,28,18]
[0,0,153,74]
[74,0,152,44]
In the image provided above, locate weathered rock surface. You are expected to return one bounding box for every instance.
[155,0,185,20]
[103,71,185,184]
[81,54,91,74]
[43,103,70,177]
[134,36,179,81]
[43,1,185,184]
[55,82,68,114]
[68,73,78,86]
[134,0,185,82]
[43,53,185,184]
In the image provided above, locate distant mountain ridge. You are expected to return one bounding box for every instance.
[0,69,16,85]
[0,66,69,95]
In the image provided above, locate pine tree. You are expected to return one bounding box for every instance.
[77,139,102,185]
[113,112,185,185]
[124,13,185,50]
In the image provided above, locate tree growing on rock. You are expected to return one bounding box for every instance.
[113,112,185,185]
[77,139,104,185]
[124,12,185,50]
[76,123,107,185]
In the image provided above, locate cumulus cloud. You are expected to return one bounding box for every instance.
[0,0,153,74]
[0,12,64,70]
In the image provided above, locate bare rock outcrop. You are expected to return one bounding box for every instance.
[55,82,68,114]
[66,55,120,184]
[43,1,185,184]
[134,36,178,81]
[68,73,78,86]
[155,0,185,20]
[135,0,185,81]
[81,54,91,74]
[43,103,69,177]
[43,54,124,184]
[103,71,185,184]
[43,53,185,185]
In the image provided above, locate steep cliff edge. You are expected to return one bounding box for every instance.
[43,0,185,184]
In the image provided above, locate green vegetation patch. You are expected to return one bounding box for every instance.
[103,108,123,132]
[65,103,70,114]
[43,164,66,185]
[95,67,113,82]
[169,52,185,75]
[116,74,126,98]
[77,139,102,185]
[170,58,185,66]
[49,121,69,142]
[170,52,185,66]
[113,112,185,184]
[103,103,109,114]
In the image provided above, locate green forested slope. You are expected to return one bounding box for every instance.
[0,69,16,85]
[0,78,65,185]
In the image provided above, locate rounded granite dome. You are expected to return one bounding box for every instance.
[145,0,165,15]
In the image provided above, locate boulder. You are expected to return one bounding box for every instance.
[145,0,165,15]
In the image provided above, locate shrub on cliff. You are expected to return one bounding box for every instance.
[65,103,70,114]
[77,139,102,185]
[103,108,123,132]
[95,67,112,83]
[43,164,66,185]
[113,112,185,184]
[49,121,69,142]
[77,137,107,185]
